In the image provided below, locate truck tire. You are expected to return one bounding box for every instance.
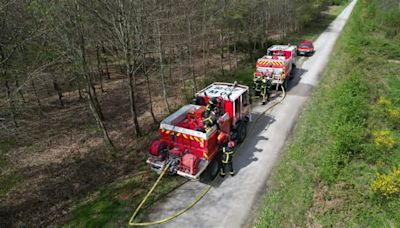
[290,64,296,79]
[236,121,247,144]
[200,157,219,183]
[283,78,289,91]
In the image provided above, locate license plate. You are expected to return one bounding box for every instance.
[300,52,305,54]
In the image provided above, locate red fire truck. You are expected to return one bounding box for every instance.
[254,45,297,90]
[147,82,251,182]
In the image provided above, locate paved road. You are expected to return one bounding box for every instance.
[145,1,357,227]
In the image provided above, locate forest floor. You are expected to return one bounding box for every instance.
[0,3,349,228]
[0,34,247,226]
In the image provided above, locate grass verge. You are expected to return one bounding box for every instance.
[65,165,186,227]
[256,0,400,227]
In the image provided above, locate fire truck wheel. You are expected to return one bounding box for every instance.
[283,78,289,91]
[200,158,219,183]
[237,121,247,144]
[290,64,296,79]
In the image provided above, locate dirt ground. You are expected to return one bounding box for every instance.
[0,47,246,227]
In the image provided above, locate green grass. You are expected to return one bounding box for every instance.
[0,172,20,197]
[232,66,254,87]
[0,138,19,196]
[256,0,400,227]
[65,167,186,228]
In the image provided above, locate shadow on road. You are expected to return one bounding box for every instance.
[212,113,276,188]
[288,67,308,92]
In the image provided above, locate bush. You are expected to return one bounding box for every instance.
[388,108,400,127]
[372,129,396,150]
[331,0,347,6]
[372,168,400,197]
[377,96,391,107]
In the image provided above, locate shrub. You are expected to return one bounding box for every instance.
[388,108,400,127]
[372,129,396,150]
[377,96,391,107]
[371,168,400,197]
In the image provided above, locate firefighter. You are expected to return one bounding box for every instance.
[220,141,236,177]
[202,96,224,132]
[254,73,272,105]
[205,96,223,116]
[260,76,272,105]
[202,114,217,132]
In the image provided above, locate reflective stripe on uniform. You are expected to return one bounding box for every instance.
[222,154,231,163]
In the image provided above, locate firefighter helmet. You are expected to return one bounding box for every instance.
[228,141,235,148]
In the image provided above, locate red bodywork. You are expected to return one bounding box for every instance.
[147,83,250,179]
[297,40,314,56]
[254,45,297,83]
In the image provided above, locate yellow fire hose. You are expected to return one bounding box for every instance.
[254,84,286,123]
[128,85,286,226]
[128,162,214,226]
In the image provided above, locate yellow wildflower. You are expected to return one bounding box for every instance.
[372,168,400,197]
[377,96,392,107]
[372,129,395,150]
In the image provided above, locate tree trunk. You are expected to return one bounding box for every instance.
[5,80,17,127]
[168,47,173,83]
[227,35,232,72]
[121,14,142,137]
[101,44,111,80]
[53,80,64,107]
[154,1,170,113]
[144,61,157,124]
[96,45,105,93]
[31,79,44,118]
[234,32,238,70]
[75,0,114,150]
[187,16,197,92]
[127,68,141,137]
[219,30,225,77]
[14,75,25,103]
[202,0,208,80]
[90,79,104,121]
[84,73,114,150]
[76,78,83,100]
[179,44,188,101]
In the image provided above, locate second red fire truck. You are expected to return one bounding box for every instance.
[253,45,297,104]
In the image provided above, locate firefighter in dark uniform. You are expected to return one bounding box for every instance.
[205,96,223,116]
[253,73,272,105]
[202,96,223,132]
[202,114,217,133]
[220,141,236,177]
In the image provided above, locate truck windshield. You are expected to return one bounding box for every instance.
[299,44,311,48]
